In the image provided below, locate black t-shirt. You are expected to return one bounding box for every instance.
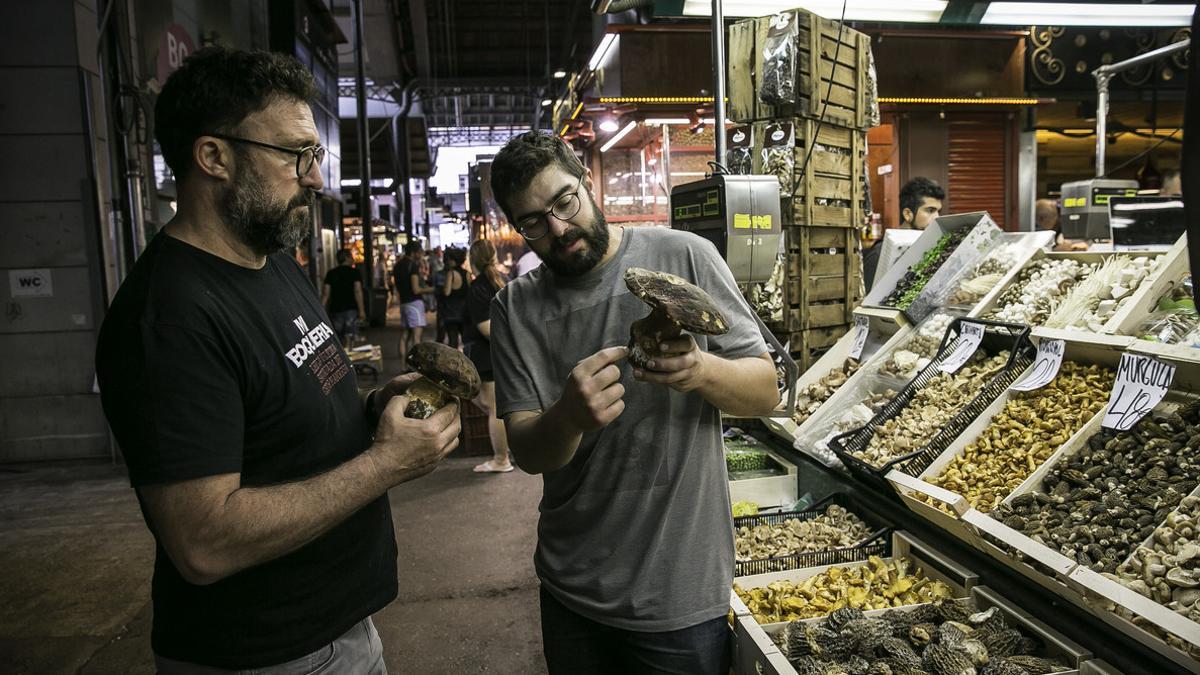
[95,234,397,669]
[323,265,361,313]
[392,258,420,303]
[464,275,499,377]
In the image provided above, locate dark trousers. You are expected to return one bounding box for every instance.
[539,586,731,675]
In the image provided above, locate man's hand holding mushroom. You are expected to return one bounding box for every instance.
[554,346,629,433]
[631,335,710,393]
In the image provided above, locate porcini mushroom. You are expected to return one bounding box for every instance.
[623,267,730,370]
[404,342,481,419]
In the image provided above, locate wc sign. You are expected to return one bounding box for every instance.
[9,269,53,298]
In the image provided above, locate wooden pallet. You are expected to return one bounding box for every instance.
[727,10,871,129]
[784,226,863,331]
[752,118,866,228]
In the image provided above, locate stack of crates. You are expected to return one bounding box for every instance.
[727,8,872,371]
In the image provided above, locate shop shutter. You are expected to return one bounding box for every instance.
[947,118,1009,229]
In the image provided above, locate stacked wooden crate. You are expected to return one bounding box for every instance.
[728,8,871,371]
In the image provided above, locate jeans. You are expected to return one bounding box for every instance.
[539,586,731,675]
[154,618,387,675]
[330,309,359,340]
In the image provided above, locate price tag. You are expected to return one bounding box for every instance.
[1102,353,1176,431]
[938,322,985,374]
[1009,339,1064,392]
[848,316,870,360]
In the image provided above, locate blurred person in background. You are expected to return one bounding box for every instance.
[392,241,434,371]
[322,248,365,346]
[464,239,513,474]
[1162,169,1182,197]
[862,177,945,290]
[1036,198,1088,251]
[441,247,469,350]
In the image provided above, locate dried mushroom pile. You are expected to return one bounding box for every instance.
[852,352,1011,469]
[984,258,1096,326]
[991,405,1200,574]
[736,504,875,564]
[919,362,1112,514]
[794,359,861,425]
[774,601,1068,675]
[880,313,956,381]
[885,230,970,310]
[948,242,1026,307]
[733,557,956,625]
[1044,255,1158,332]
[1109,495,1200,658]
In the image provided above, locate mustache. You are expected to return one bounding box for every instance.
[551,227,586,252]
[289,190,316,209]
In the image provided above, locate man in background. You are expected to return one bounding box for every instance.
[322,248,365,345]
[1162,169,1182,197]
[392,241,435,371]
[863,177,945,290]
[1036,198,1088,251]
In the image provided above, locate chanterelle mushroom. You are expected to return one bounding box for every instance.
[623,267,730,370]
[404,342,481,419]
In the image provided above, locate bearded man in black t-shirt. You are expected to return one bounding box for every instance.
[95,48,460,674]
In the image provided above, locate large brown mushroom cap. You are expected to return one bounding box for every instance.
[623,267,730,335]
[408,342,482,400]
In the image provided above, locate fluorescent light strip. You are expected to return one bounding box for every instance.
[981,2,1193,26]
[681,0,947,22]
[588,33,618,72]
[600,121,639,153]
[644,118,691,125]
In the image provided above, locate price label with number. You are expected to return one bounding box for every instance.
[1010,339,1064,392]
[1102,353,1175,431]
[938,322,985,374]
[848,316,870,360]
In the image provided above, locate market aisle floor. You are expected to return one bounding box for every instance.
[0,316,548,675]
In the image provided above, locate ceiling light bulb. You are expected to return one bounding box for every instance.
[553,70,567,79]
[599,119,620,133]
[541,99,552,107]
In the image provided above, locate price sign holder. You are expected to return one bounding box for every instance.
[1102,353,1176,431]
[1010,339,1065,392]
[848,316,870,360]
[938,321,985,374]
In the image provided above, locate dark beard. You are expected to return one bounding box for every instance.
[541,198,610,278]
[220,162,314,257]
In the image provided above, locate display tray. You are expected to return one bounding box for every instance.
[969,247,1173,336]
[863,211,1005,324]
[829,317,1034,495]
[732,492,893,576]
[728,447,798,508]
[752,586,1092,675]
[942,230,1057,312]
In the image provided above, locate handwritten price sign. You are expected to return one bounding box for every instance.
[1010,339,1064,392]
[938,321,985,374]
[848,316,870,360]
[1102,353,1175,431]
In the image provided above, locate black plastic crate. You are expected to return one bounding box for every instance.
[829,317,1034,496]
[732,493,893,577]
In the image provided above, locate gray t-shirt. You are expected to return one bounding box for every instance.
[490,227,768,632]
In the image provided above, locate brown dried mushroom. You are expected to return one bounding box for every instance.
[404,342,481,419]
[623,267,730,369]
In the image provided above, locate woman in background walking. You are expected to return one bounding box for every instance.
[465,239,513,473]
[441,247,469,349]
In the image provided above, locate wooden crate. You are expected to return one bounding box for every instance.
[727,10,872,129]
[788,324,851,372]
[752,118,865,228]
[459,399,493,457]
[783,227,862,331]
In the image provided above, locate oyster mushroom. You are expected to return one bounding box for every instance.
[1167,568,1200,588]
[403,342,481,419]
[622,267,730,370]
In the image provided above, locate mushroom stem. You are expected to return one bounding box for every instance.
[404,377,452,419]
[628,305,683,369]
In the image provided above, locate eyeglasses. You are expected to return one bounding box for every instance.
[208,133,326,179]
[514,173,585,241]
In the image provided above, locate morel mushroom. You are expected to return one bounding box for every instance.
[404,342,481,419]
[623,267,730,370]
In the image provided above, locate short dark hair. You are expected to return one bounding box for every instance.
[404,241,423,255]
[490,131,584,222]
[899,177,945,223]
[336,249,352,264]
[154,47,317,182]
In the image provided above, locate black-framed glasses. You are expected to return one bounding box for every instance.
[208,133,326,179]
[514,173,585,241]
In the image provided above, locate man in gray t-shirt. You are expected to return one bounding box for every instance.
[488,131,778,675]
